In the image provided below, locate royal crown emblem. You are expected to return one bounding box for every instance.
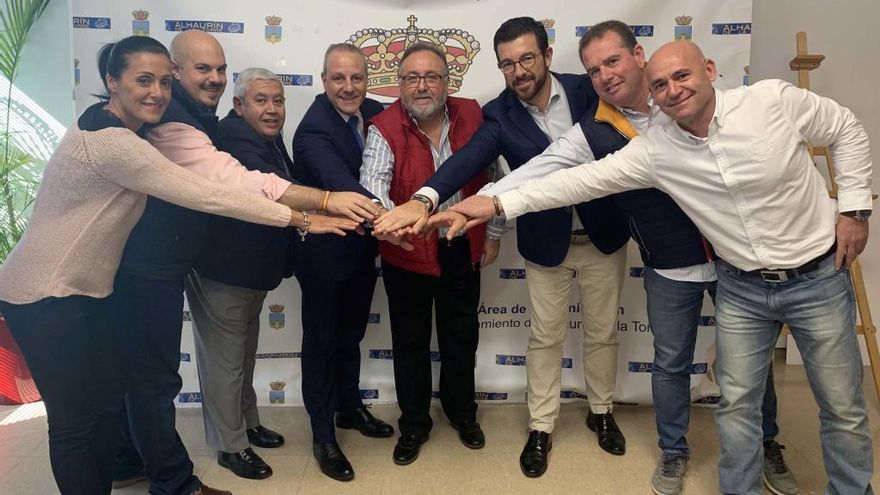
[347,15,480,97]
[269,380,286,404]
[541,18,556,45]
[269,381,286,391]
[265,15,282,44]
[674,15,693,41]
[268,303,285,330]
[743,65,750,86]
[132,9,150,36]
[268,304,284,312]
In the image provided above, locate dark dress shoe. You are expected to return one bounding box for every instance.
[519,430,552,478]
[313,441,354,482]
[451,420,485,449]
[336,407,394,438]
[392,433,428,466]
[586,411,626,455]
[218,448,273,480]
[246,425,285,448]
[190,483,233,495]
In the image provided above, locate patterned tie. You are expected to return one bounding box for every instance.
[347,115,364,150]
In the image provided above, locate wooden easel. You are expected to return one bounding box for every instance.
[789,31,880,403]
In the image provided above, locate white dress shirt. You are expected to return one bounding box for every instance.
[499,80,873,271]
[485,99,716,282]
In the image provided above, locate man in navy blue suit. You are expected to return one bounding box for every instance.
[373,18,630,478]
[289,43,394,482]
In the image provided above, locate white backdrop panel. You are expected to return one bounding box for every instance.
[71,0,752,408]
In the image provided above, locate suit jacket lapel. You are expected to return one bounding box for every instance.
[504,91,550,150]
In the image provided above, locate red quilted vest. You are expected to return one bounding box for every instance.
[369,96,487,276]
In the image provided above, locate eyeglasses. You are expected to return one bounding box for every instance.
[400,74,447,88]
[498,53,541,74]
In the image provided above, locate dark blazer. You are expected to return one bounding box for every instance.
[195,110,296,291]
[290,93,384,280]
[424,72,629,267]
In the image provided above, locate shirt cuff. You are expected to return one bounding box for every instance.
[837,190,874,214]
[414,187,440,212]
[262,174,292,201]
[497,190,528,220]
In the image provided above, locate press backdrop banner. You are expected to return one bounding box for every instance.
[71,0,753,408]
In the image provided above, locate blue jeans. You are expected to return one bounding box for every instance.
[715,256,873,495]
[644,268,779,456]
[111,274,201,495]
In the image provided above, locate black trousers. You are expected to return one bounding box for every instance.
[296,250,378,443]
[0,295,125,495]
[381,237,480,437]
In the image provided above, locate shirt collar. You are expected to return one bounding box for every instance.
[336,107,362,125]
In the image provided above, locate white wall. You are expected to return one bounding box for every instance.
[751,0,880,367]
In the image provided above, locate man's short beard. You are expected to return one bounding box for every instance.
[404,92,447,121]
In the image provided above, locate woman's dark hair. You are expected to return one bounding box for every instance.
[96,36,170,98]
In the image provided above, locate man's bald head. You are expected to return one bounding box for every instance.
[169,30,228,109]
[646,41,717,137]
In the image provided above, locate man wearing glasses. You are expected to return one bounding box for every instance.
[360,41,506,466]
[371,17,628,477]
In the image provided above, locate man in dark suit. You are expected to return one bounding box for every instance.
[289,43,394,482]
[185,67,293,481]
[373,17,630,478]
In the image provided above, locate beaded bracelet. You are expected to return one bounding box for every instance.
[297,211,311,242]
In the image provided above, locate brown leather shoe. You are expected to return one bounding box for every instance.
[190,483,233,495]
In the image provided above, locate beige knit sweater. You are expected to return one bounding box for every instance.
[0,125,292,304]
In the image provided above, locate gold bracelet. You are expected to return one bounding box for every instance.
[297,211,310,242]
[320,191,331,215]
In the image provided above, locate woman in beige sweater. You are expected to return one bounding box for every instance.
[0,36,356,495]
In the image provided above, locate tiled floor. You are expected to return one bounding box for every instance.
[1,353,879,494]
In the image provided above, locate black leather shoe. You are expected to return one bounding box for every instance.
[313,442,354,481]
[336,407,395,438]
[217,448,273,480]
[586,410,626,455]
[392,433,428,466]
[451,420,485,449]
[246,425,285,448]
[519,430,552,478]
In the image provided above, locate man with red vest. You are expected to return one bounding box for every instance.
[360,42,505,466]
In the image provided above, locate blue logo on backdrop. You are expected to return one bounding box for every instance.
[499,268,526,279]
[255,352,301,359]
[693,395,721,405]
[360,389,379,399]
[496,354,527,366]
[368,313,380,324]
[576,24,653,38]
[628,361,709,374]
[178,392,202,403]
[560,390,588,399]
[475,392,508,400]
[711,23,751,35]
[180,353,191,362]
[429,351,442,362]
[182,310,191,322]
[73,16,111,29]
[231,72,312,86]
[629,266,645,278]
[561,358,573,369]
[699,316,716,327]
[368,349,394,359]
[165,20,244,33]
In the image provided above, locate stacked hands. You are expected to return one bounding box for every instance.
[370,195,501,267]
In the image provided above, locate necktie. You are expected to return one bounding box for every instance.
[347,115,364,150]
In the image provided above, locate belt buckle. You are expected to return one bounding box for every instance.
[759,270,788,283]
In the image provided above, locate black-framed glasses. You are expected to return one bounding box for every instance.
[400,74,447,88]
[498,53,542,74]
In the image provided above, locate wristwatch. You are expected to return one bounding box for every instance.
[840,210,872,222]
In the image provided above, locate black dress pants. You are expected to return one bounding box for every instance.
[381,236,480,437]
